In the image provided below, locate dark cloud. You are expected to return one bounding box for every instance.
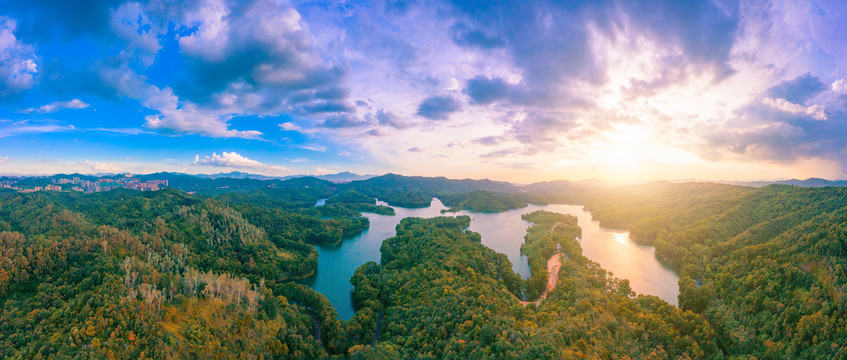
[374,108,410,128]
[621,56,690,98]
[385,0,417,15]
[471,111,579,159]
[0,17,39,98]
[300,101,357,115]
[448,1,604,106]
[450,22,506,49]
[416,95,461,120]
[321,114,370,128]
[703,98,847,165]
[0,0,122,42]
[618,0,740,79]
[449,0,740,108]
[367,127,389,136]
[472,135,504,146]
[465,76,511,105]
[766,73,826,104]
[508,111,578,146]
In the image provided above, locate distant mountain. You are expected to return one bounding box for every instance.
[522,178,608,202]
[193,171,283,180]
[127,172,339,194]
[190,171,374,183]
[343,173,519,194]
[338,173,521,207]
[722,178,847,187]
[314,172,375,183]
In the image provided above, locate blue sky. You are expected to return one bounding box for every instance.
[1,0,846,182]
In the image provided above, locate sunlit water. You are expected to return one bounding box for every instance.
[300,199,679,320]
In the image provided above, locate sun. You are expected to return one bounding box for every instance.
[592,124,654,180]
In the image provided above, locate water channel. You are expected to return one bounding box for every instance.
[299,199,679,320]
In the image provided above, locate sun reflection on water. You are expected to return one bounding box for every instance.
[614,232,629,244]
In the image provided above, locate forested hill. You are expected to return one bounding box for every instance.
[3,178,847,358]
[579,181,847,358]
[339,173,521,207]
[135,172,340,194]
[343,215,718,358]
[0,188,348,358]
[520,179,609,203]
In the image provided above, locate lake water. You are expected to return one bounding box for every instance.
[301,199,679,320]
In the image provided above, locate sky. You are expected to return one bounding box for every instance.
[1,0,846,183]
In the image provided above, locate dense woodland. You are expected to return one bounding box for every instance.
[578,182,847,358]
[0,173,845,358]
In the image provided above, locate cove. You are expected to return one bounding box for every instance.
[300,199,679,320]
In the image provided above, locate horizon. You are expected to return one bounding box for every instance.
[2,1,847,182]
[1,169,842,187]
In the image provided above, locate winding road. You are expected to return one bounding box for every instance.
[517,221,566,306]
[518,253,564,306]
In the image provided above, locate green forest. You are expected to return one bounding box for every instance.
[0,174,845,358]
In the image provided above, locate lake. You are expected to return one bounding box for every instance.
[300,199,679,320]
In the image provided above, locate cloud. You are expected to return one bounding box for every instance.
[279,121,317,134]
[0,156,8,164]
[23,99,90,114]
[373,108,410,129]
[193,152,289,174]
[172,0,353,117]
[109,2,161,65]
[299,144,327,152]
[321,114,370,128]
[99,66,261,138]
[761,97,827,121]
[416,95,462,120]
[0,119,75,137]
[701,87,847,166]
[508,111,579,147]
[449,22,506,49]
[85,160,122,173]
[0,17,38,96]
[765,73,827,104]
[367,128,390,136]
[472,136,503,146]
[465,76,512,105]
[97,0,353,138]
[143,102,262,138]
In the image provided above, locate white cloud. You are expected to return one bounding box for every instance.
[0,119,75,137]
[178,0,231,61]
[144,102,262,138]
[100,66,261,138]
[299,144,327,152]
[279,121,317,134]
[23,99,90,114]
[313,166,336,175]
[110,2,161,65]
[85,160,122,173]
[193,152,289,174]
[761,97,827,121]
[833,79,847,93]
[0,17,38,94]
[0,156,8,164]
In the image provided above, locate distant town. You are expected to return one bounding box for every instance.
[0,174,168,193]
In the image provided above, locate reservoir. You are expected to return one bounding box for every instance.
[300,199,679,320]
